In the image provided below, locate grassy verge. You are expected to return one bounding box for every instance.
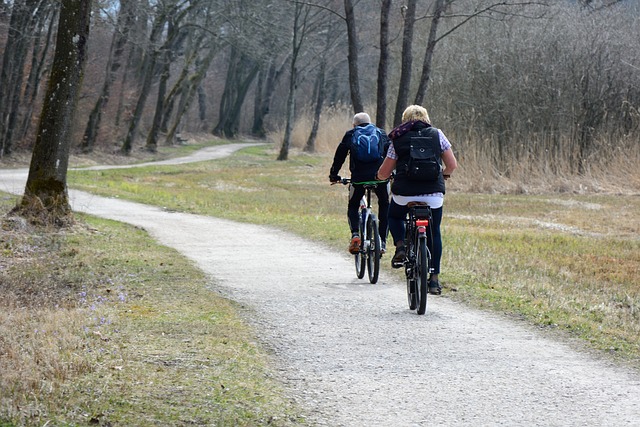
[2,140,638,424]
[68,143,640,365]
[0,194,302,426]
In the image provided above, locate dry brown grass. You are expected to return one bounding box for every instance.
[264,108,640,196]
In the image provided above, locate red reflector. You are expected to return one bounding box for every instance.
[415,219,429,227]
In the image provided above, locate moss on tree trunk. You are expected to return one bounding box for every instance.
[17,0,91,227]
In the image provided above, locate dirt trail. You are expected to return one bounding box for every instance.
[2,144,639,426]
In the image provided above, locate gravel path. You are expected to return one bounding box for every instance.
[2,144,639,426]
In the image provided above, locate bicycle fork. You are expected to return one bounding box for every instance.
[359,197,370,252]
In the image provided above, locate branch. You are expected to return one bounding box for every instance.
[416,1,550,44]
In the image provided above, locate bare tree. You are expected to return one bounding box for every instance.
[13,0,91,226]
[277,2,308,161]
[344,0,363,113]
[375,0,392,129]
[81,0,134,153]
[120,1,174,154]
[414,0,447,105]
[0,0,50,156]
[392,0,417,126]
[251,56,290,138]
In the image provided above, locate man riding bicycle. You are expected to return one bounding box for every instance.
[329,112,390,255]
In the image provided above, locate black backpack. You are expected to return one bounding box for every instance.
[405,127,442,181]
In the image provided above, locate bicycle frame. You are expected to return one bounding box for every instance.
[404,204,433,314]
[334,178,387,284]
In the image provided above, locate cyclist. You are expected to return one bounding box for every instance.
[329,112,390,255]
[375,105,457,295]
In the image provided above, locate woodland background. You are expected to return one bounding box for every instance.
[0,0,638,191]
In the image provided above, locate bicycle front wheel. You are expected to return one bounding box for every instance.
[416,236,429,315]
[354,229,366,279]
[366,216,381,284]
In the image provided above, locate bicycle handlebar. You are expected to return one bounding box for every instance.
[331,178,389,186]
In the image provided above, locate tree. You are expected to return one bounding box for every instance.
[0,0,50,157]
[343,0,363,113]
[80,0,134,153]
[212,46,260,138]
[392,0,417,126]
[375,0,392,129]
[121,1,172,154]
[277,2,307,161]
[13,0,91,226]
[414,0,447,105]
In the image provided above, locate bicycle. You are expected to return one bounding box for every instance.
[402,202,433,315]
[333,178,387,284]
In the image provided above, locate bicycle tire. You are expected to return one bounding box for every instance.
[355,210,366,279]
[366,215,381,284]
[416,236,429,315]
[407,275,417,310]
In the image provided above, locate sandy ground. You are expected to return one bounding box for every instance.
[2,144,640,426]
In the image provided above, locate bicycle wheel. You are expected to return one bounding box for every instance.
[416,236,429,315]
[406,272,417,310]
[366,215,381,284]
[354,248,366,279]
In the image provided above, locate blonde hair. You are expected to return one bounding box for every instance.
[401,105,430,124]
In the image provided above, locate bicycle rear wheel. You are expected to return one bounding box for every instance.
[366,216,381,284]
[416,236,429,315]
[407,273,417,310]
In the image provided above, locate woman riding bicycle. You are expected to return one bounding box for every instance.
[375,105,457,295]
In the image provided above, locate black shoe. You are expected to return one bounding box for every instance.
[428,280,442,295]
[391,246,405,269]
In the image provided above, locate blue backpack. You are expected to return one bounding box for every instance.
[351,124,383,163]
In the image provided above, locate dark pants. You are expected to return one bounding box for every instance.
[348,183,389,243]
[388,199,443,275]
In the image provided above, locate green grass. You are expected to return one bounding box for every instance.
[0,194,303,426]
[69,142,640,365]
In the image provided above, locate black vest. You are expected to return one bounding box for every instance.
[391,125,446,196]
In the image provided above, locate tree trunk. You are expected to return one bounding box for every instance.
[393,0,417,126]
[376,0,391,129]
[0,0,45,156]
[165,46,218,144]
[344,0,363,113]
[145,53,170,152]
[120,8,167,155]
[16,0,91,227]
[80,0,132,152]
[304,61,326,153]
[197,84,207,124]
[277,70,296,161]
[414,0,445,105]
[251,55,289,138]
[278,4,306,161]
[213,48,259,138]
[17,4,58,144]
[304,30,329,153]
[146,16,186,152]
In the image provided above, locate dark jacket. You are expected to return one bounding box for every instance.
[389,120,446,196]
[330,124,390,183]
